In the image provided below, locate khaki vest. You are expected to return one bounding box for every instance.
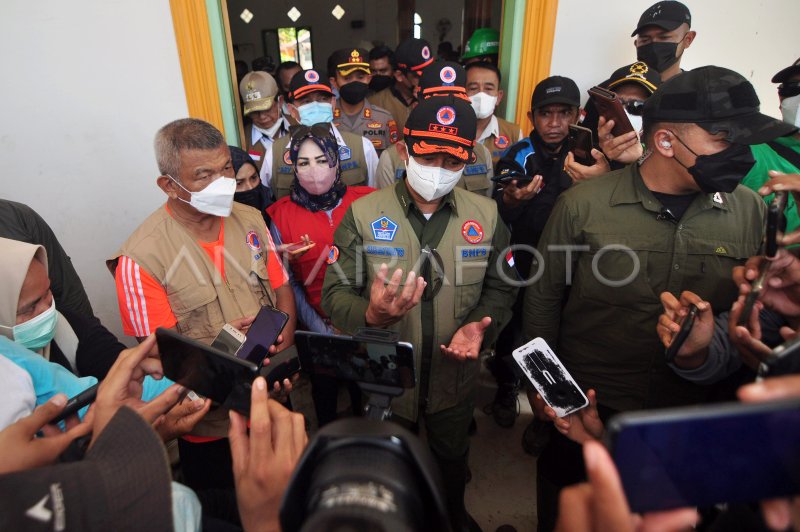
[107,202,277,437]
[350,185,498,420]
[374,143,494,197]
[481,117,522,166]
[270,131,367,200]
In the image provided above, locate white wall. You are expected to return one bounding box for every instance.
[550,0,800,117]
[0,1,189,343]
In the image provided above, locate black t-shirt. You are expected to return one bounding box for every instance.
[651,191,699,222]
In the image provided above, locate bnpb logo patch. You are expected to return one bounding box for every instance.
[461,220,484,244]
[326,245,339,264]
[304,70,320,83]
[436,106,456,126]
[421,46,431,60]
[246,230,262,251]
[494,135,509,149]
[440,66,457,84]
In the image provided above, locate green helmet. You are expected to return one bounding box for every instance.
[462,28,500,60]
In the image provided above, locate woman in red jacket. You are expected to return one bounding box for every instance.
[267,125,374,426]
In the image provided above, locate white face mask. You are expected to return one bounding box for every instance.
[470,92,498,120]
[625,110,644,138]
[253,118,283,139]
[169,175,236,217]
[781,94,800,128]
[405,152,464,201]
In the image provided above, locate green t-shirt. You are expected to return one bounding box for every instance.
[743,135,800,233]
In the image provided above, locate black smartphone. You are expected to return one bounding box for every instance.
[264,347,302,388]
[156,327,258,415]
[568,124,595,166]
[737,262,769,327]
[491,170,533,187]
[51,383,98,424]
[664,305,698,363]
[606,399,800,513]
[295,331,416,389]
[766,191,788,258]
[511,338,588,417]
[237,306,290,365]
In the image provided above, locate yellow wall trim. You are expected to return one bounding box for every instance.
[169,0,225,134]
[514,0,559,129]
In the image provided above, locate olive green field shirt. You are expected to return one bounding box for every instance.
[523,163,765,412]
[321,180,517,353]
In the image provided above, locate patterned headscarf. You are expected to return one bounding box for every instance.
[288,124,346,212]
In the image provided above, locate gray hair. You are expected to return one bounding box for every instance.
[154,118,226,177]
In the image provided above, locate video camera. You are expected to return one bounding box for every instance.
[283,329,451,531]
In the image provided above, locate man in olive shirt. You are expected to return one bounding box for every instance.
[524,66,795,531]
[322,95,517,532]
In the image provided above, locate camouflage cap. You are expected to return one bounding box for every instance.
[642,66,798,144]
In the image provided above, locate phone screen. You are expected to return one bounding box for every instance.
[237,306,290,365]
[568,125,594,166]
[607,399,800,513]
[156,328,258,414]
[295,331,416,388]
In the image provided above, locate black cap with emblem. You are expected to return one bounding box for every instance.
[631,1,691,37]
[395,37,435,74]
[531,76,580,110]
[328,48,370,78]
[403,95,477,163]
[605,62,662,94]
[642,65,798,144]
[417,61,470,101]
[289,69,334,101]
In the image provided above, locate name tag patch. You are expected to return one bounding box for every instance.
[371,216,398,241]
[366,245,405,257]
[464,164,488,176]
[461,247,489,258]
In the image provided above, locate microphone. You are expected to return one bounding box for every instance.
[656,207,678,224]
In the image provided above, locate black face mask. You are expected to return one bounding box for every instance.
[369,75,394,93]
[670,132,756,194]
[339,82,370,105]
[234,184,272,212]
[636,41,681,73]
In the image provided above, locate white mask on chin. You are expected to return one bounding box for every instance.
[405,150,464,202]
[624,110,644,138]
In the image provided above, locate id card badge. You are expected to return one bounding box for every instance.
[512,338,588,417]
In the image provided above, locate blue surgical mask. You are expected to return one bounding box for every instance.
[13,298,58,350]
[297,101,333,126]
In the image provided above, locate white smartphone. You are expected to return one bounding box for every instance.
[512,338,588,417]
[211,323,247,356]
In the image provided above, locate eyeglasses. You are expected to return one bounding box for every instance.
[619,99,646,116]
[420,246,444,301]
[778,81,800,99]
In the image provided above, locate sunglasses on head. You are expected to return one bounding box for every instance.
[778,81,800,99]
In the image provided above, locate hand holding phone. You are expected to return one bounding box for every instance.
[664,305,699,363]
[567,124,595,166]
[588,86,635,137]
[512,338,588,417]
